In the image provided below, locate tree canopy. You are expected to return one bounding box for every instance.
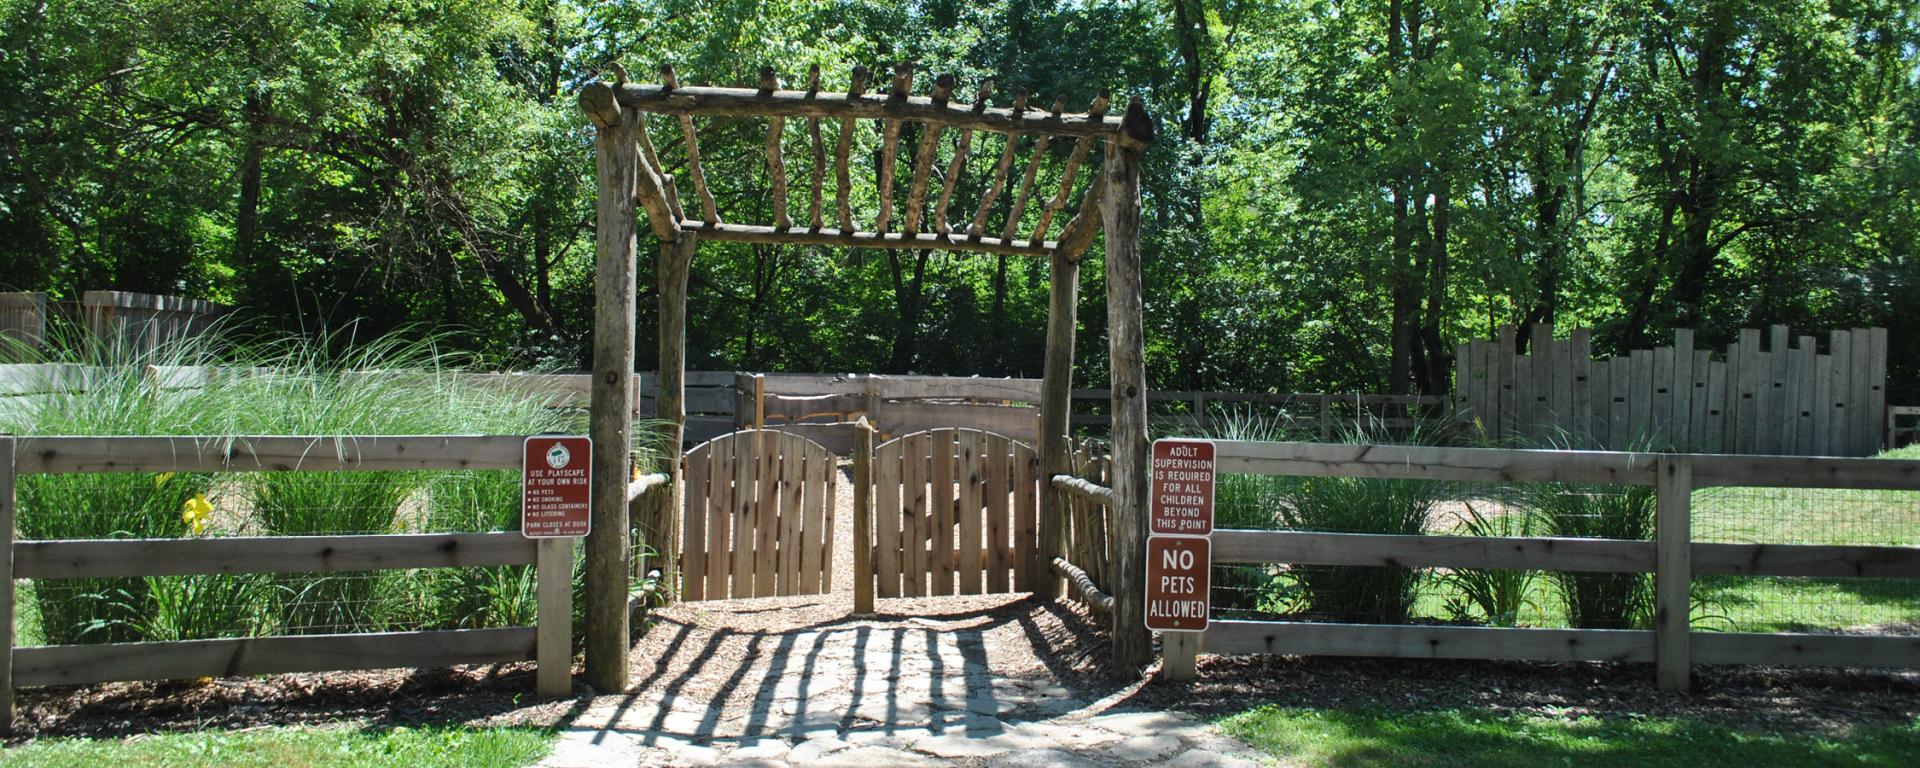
[4,0,1916,397]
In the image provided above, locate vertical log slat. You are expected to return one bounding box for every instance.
[875,62,914,233]
[902,74,954,236]
[1033,93,1107,242]
[970,88,1028,239]
[761,67,791,230]
[806,64,825,230]
[1002,97,1066,242]
[662,66,720,224]
[835,66,869,231]
[934,81,992,235]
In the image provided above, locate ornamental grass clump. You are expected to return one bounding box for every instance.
[1275,476,1442,623]
[1532,484,1656,629]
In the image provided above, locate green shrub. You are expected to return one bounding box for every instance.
[1533,485,1656,629]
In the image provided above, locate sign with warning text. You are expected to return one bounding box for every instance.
[523,436,592,538]
[1145,536,1210,631]
[1150,439,1215,536]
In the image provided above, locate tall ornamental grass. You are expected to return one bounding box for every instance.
[1,325,580,643]
[1532,485,1656,629]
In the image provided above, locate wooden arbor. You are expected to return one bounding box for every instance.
[578,63,1155,690]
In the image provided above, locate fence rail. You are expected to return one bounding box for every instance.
[1173,440,1920,689]
[1,434,573,734]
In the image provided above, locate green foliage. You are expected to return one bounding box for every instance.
[1533,485,1657,629]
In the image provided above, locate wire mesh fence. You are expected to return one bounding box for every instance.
[1208,475,1920,636]
[12,470,549,646]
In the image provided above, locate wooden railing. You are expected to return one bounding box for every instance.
[1185,441,1920,690]
[1,434,576,734]
[1048,438,1117,614]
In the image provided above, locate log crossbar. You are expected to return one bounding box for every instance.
[584,68,1151,260]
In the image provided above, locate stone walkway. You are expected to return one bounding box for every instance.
[540,465,1265,766]
[541,612,1264,767]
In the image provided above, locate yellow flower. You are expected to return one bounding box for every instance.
[182,494,213,535]
[154,472,175,487]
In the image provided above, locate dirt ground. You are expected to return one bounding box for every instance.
[14,462,1920,746]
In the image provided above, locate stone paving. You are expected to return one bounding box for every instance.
[540,616,1266,767]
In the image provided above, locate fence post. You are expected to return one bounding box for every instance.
[853,422,875,615]
[1161,631,1198,682]
[1655,455,1693,693]
[2,435,14,734]
[536,537,573,698]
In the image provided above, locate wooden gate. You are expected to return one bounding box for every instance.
[870,428,1040,598]
[680,430,838,601]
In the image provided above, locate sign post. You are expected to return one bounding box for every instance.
[523,435,591,698]
[1145,438,1215,681]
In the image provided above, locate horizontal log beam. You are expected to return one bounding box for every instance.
[13,628,536,687]
[1052,556,1114,611]
[14,532,535,578]
[1202,620,1653,663]
[613,83,1143,146]
[628,472,672,503]
[1051,474,1115,505]
[16,435,527,474]
[680,220,1052,256]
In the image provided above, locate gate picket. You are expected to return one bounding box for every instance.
[958,430,984,594]
[875,440,901,597]
[985,432,1010,594]
[930,430,956,595]
[682,448,709,601]
[903,432,928,597]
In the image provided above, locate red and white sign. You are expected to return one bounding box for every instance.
[1150,439,1215,536]
[523,436,592,538]
[1145,536,1210,631]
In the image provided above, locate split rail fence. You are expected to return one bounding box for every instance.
[0,434,575,734]
[1456,324,1889,455]
[1174,441,1920,690]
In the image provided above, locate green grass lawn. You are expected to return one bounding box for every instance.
[3,724,554,768]
[1219,706,1920,768]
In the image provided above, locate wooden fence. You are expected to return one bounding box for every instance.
[0,291,227,361]
[0,434,575,734]
[1167,441,1920,689]
[1456,324,1890,456]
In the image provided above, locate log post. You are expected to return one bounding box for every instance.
[650,234,698,596]
[1038,250,1081,601]
[2,435,15,734]
[581,82,640,692]
[1655,454,1693,692]
[1101,97,1154,677]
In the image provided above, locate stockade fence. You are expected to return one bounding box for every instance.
[0,292,228,361]
[1130,441,1920,690]
[0,434,581,734]
[1456,324,1890,456]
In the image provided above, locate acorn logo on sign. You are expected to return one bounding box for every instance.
[546,442,571,470]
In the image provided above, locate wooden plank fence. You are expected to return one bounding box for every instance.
[1,434,577,734]
[1456,324,1889,456]
[1170,440,1920,688]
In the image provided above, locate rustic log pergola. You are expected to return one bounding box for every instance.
[578,63,1154,690]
